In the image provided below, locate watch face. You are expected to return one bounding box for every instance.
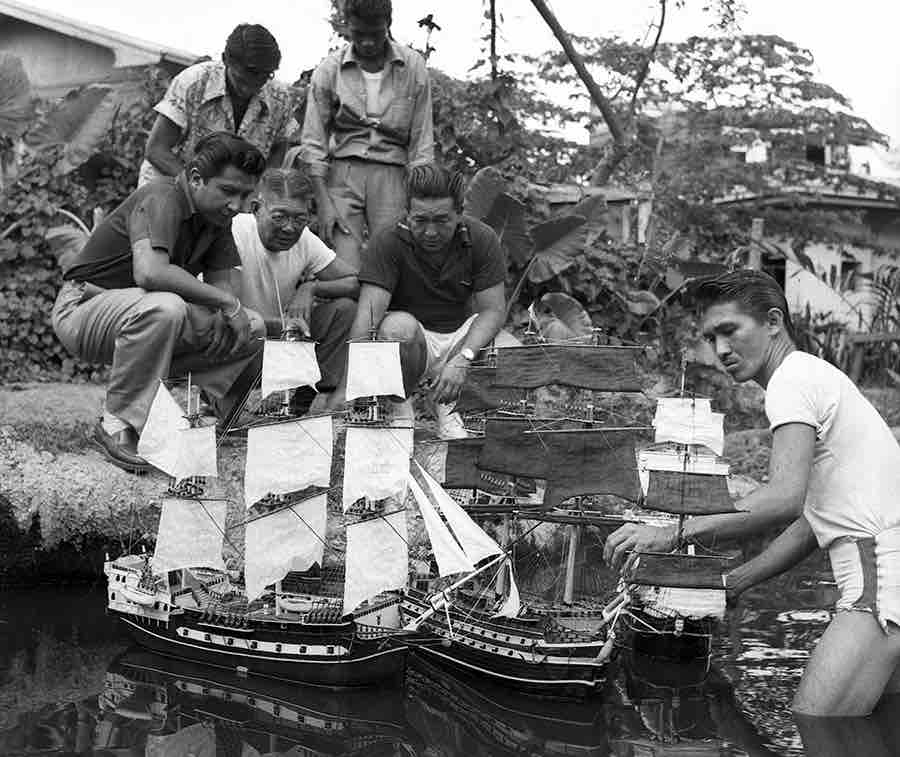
[461,348,475,361]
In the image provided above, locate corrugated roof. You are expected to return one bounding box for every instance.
[0,0,197,68]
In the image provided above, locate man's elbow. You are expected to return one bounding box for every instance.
[133,264,162,291]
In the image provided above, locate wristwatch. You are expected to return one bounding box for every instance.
[459,347,476,362]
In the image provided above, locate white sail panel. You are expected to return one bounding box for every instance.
[653,398,724,455]
[244,417,333,509]
[171,426,217,482]
[631,585,726,620]
[415,461,502,564]
[345,341,405,401]
[408,472,474,577]
[244,494,327,601]
[637,448,730,494]
[138,381,189,477]
[261,340,321,399]
[152,498,227,573]
[342,427,413,511]
[492,559,521,618]
[343,509,408,613]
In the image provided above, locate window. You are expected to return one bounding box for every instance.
[806,144,826,166]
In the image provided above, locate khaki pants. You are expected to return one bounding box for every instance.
[326,158,407,271]
[51,280,265,431]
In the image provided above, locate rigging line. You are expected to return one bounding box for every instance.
[235,484,341,528]
[458,558,510,625]
[372,508,409,547]
[285,504,343,555]
[195,499,243,557]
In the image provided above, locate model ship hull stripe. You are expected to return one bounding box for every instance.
[413,645,600,688]
[119,618,404,666]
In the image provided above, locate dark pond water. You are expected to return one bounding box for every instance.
[1,554,898,757]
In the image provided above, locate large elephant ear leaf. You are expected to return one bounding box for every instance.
[485,193,533,267]
[463,166,507,220]
[527,215,586,283]
[538,292,593,340]
[0,54,34,139]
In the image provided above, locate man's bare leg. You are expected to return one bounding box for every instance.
[793,611,900,716]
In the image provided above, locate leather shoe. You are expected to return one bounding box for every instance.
[91,422,150,473]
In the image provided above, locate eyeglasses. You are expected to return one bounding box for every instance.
[267,210,309,229]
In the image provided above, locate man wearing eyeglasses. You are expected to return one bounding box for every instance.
[300,0,434,273]
[231,168,359,413]
[139,24,300,186]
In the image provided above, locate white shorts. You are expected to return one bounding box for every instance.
[829,525,900,633]
[418,314,478,379]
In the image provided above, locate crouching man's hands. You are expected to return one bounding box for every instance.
[432,353,470,405]
[223,301,252,356]
[603,523,679,572]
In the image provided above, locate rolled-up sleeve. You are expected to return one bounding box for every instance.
[154,70,191,132]
[300,64,334,178]
[407,59,434,168]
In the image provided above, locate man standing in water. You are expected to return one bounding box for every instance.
[300,0,434,272]
[604,270,900,717]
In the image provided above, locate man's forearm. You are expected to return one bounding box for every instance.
[726,515,819,596]
[145,146,183,177]
[459,309,504,354]
[139,264,236,311]
[312,175,333,210]
[310,276,358,300]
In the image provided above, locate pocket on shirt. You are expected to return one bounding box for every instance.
[382,96,413,141]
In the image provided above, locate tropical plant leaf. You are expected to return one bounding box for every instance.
[527,215,586,283]
[537,292,593,339]
[463,165,507,219]
[46,224,89,271]
[0,54,34,139]
[484,192,532,266]
[623,288,662,316]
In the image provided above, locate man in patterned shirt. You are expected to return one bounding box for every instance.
[300,0,434,272]
[139,24,299,186]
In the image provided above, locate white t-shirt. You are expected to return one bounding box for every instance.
[230,213,335,322]
[361,68,387,117]
[765,351,900,548]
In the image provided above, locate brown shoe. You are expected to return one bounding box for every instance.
[91,422,150,474]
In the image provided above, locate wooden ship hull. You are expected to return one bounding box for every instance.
[106,557,408,688]
[400,587,611,696]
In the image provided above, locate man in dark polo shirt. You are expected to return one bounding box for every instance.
[52,132,267,472]
[328,163,506,438]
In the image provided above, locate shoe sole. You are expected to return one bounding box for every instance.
[90,437,151,475]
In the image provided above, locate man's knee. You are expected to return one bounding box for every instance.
[138,291,188,329]
[379,311,422,343]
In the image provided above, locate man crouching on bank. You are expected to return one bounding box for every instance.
[52,132,267,473]
[604,270,900,717]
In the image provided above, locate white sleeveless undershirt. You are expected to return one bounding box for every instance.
[361,68,387,117]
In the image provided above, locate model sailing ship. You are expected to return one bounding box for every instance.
[103,329,514,687]
[402,326,737,690]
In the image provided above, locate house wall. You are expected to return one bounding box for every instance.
[0,17,115,89]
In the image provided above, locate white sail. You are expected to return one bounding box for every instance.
[261,340,321,399]
[415,461,502,565]
[343,509,408,614]
[244,416,333,509]
[492,559,521,618]
[638,448,730,495]
[244,494,327,601]
[152,498,227,573]
[653,397,724,455]
[408,472,474,577]
[342,426,413,511]
[345,341,405,401]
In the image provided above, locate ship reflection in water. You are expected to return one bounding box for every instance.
[3,581,900,756]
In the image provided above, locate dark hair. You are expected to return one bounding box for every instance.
[344,0,392,24]
[188,132,266,180]
[694,269,796,341]
[256,167,313,203]
[406,163,465,211]
[224,24,281,72]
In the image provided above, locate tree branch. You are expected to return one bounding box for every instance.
[630,0,666,116]
[528,0,625,148]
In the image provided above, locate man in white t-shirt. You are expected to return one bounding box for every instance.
[231,167,358,410]
[604,270,900,719]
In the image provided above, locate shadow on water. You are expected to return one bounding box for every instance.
[1,559,899,756]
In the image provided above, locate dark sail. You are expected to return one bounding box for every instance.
[478,418,574,477]
[492,345,643,392]
[444,438,515,495]
[644,471,735,515]
[454,367,525,415]
[624,552,735,589]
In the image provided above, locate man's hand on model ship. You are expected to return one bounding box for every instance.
[603,523,679,571]
[432,354,469,404]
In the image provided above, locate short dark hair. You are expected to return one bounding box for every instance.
[344,0,392,24]
[256,167,313,203]
[188,132,266,180]
[406,164,465,211]
[694,269,796,341]
[224,24,281,72]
